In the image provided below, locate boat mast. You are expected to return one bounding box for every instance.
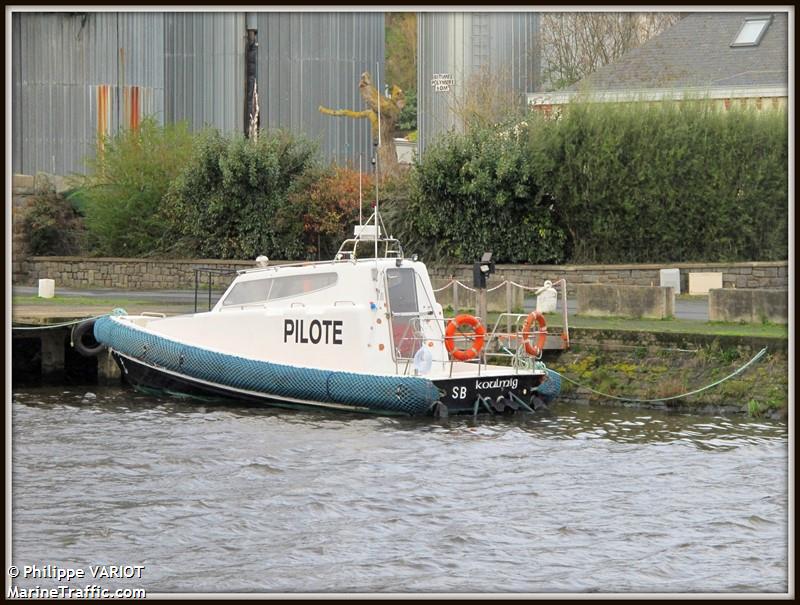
[374,61,381,260]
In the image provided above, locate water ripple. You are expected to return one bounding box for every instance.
[10,386,788,594]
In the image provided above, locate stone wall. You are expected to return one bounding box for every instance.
[12,173,74,279]
[427,261,788,296]
[13,256,789,294]
[18,257,255,290]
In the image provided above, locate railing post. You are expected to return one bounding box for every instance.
[194,269,199,313]
[478,287,487,328]
[452,276,459,312]
[505,278,512,334]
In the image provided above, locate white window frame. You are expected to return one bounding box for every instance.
[730,15,773,47]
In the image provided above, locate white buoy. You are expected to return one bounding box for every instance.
[38,278,55,298]
[536,280,558,313]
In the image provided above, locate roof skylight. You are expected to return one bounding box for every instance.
[731,15,773,47]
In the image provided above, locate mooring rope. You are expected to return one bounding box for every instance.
[549,347,768,404]
[12,308,126,332]
[11,314,108,331]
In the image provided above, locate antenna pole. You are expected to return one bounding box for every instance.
[375,62,381,261]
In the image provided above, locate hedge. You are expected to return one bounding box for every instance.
[387,101,787,265]
[528,101,788,263]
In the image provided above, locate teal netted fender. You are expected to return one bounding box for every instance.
[94,315,439,414]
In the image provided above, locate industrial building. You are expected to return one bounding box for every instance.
[416,12,541,154]
[11,11,384,176]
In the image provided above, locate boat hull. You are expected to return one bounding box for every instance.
[112,352,406,415]
[113,352,555,416]
[96,315,559,417]
[432,373,550,414]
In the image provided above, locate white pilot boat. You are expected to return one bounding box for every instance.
[88,212,567,417]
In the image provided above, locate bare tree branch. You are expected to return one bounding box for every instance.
[540,12,681,91]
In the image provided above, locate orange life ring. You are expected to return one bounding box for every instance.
[445,314,486,361]
[521,311,547,357]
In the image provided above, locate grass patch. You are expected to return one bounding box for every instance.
[12,295,171,307]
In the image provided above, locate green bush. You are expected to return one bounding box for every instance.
[75,117,194,257]
[383,126,566,264]
[22,186,85,256]
[386,101,787,265]
[397,88,417,133]
[527,101,788,263]
[164,129,319,259]
[286,165,374,260]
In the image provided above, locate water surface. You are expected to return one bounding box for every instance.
[11,387,788,594]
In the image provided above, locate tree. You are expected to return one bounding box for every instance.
[446,65,528,132]
[319,72,406,173]
[386,12,417,94]
[539,12,681,91]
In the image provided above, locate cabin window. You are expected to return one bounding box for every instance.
[386,268,421,358]
[386,268,419,313]
[222,278,272,306]
[222,272,338,306]
[268,272,338,300]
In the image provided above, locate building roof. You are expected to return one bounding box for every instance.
[564,12,788,93]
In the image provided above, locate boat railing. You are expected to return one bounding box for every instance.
[390,314,553,378]
[193,267,239,312]
[334,237,404,262]
[390,278,570,376]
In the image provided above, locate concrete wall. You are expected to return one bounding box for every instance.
[709,288,788,324]
[576,284,675,319]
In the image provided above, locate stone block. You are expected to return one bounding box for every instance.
[659,268,681,295]
[13,173,35,191]
[689,272,722,295]
[576,284,674,319]
[709,288,788,324]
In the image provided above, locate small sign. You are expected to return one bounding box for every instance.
[431,73,455,92]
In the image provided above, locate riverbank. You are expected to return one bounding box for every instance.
[11,294,789,419]
[545,332,789,420]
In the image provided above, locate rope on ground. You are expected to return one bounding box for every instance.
[11,314,108,331]
[550,347,768,404]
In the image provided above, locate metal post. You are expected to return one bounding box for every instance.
[208,271,212,311]
[478,287,487,328]
[452,277,459,312]
[505,278,512,334]
[194,270,199,313]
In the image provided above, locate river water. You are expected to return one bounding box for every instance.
[10,386,789,595]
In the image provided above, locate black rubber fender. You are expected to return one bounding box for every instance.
[72,319,105,357]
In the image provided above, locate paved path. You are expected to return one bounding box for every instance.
[14,286,710,321]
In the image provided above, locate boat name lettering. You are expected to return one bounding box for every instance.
[284,319,343,345]
[474,378,519,391]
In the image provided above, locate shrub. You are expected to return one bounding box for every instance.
[384,126,567,264]
[75,117,194,257]
[397,88,417,133]
[527,101,788,263]
[164,129,319,260]
[286,166,374,260]
[22,186,85,256]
